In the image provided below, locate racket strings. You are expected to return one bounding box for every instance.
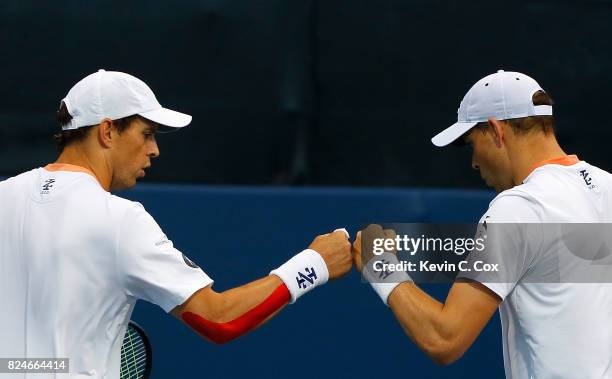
[120,326,148,379]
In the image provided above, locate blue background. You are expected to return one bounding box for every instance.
[121,184,501,379]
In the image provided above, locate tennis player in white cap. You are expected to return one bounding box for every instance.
[0,70,352,378]
[353,70,612,378]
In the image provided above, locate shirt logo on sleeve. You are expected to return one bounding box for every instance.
[296,267,317,289]
[154,234,171,247]
[154,234,199,269]
[475,216,489,242]
[182,254,200,269]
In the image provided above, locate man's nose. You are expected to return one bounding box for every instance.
[149,139,160,158]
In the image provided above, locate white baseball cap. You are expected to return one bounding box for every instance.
[61,69,192,131]
[431,70,552,147]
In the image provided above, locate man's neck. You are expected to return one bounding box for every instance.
[55,145,112,191]
[510,134,568,185]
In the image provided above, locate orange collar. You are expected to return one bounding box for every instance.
[528,155,579,176]
[44,163,101,186]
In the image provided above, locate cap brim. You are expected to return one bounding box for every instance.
[431,121,477,147]
[139,107,192,129]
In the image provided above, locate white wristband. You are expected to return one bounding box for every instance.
[270,249,329,303]
[362,252,412,306]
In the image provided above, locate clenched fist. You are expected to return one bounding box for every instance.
[352,224,397,272]
[309,230,353,279]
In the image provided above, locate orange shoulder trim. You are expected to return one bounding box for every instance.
[44,163,98,182]
[528,154,579,174]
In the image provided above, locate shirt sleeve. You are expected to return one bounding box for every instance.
[115,203,214,312]
[458,193,542,300]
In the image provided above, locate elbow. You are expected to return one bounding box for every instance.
[205,330,238,345]
[421,339,463,366]
[183,311,242,345]
[429,351,461,366]
[178,288,249,344]
[203,314,243,345]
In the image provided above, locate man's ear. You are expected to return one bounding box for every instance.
[487,118,505,148]
[98,118,114,148]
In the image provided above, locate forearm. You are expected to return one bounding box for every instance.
[386,281,499,365]
[177,276,290,344]
[204,275,287,322]
[174,248,331,344]
[355,227,499,364]
[387,283,459,364]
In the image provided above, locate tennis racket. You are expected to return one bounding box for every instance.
[120,321,152,379]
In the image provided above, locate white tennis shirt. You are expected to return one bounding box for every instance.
[0,164,213,378]
[465,156,612,379]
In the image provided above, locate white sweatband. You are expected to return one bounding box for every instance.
[362,252,412,306]
[270,249,329,303]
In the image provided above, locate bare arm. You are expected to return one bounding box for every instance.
[170,275,289,343]
[353,228,500,364]
[387,280,500,365]
[171,230,352,344]
[170,275,288,323]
